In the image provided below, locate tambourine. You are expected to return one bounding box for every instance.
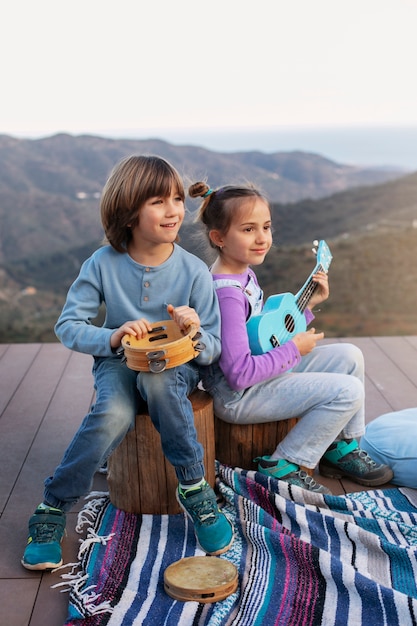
[164,556,238,603]
[121,320,205,373]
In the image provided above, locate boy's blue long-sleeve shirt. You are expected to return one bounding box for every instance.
[55,244,221,364]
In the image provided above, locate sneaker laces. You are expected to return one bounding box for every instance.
[296,469,322,489]
[185,494,218,525]
[31,520,62,543]
[349,448,377,468]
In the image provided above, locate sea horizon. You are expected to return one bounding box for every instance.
[138,125,417,171]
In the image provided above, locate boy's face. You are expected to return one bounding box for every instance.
[132,188,185,247]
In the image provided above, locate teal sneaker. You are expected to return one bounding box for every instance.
[177,480,234,555]
[319,439,394,486]
[255,456,332,494]
[21,505,66,570]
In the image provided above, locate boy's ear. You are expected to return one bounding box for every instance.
[209,229,224,248]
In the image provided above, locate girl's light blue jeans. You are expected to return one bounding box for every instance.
[44,356,202,512]
[203,343,365,469]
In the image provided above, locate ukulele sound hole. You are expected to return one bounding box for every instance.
[284,314,295,333]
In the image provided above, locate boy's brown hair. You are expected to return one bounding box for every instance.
[101,155,185,252]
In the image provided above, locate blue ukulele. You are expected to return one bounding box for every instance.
[246,240,332,355]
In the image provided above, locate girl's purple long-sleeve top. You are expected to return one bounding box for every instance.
[212,269,314,391]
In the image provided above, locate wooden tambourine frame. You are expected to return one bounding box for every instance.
[164,556,238,603]
[121,320,205,373]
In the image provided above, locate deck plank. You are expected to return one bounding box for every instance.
[0,578,41,626]
[0,344,42,416]
[0,344,73,511]
[374,336,417,387]
[356,337,417,411]
[335,336,417,418]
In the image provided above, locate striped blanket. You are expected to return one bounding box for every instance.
[62,463,417,625]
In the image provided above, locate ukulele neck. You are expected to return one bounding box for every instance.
[295,263,325,313]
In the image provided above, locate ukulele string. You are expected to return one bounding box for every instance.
[297,263,325,313]
[297,279,318,313]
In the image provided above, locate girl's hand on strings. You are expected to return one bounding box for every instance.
[292,328,324,355]
[308,271,329,308]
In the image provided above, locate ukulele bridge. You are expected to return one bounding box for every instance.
[270,335,280,348]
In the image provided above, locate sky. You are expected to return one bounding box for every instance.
[2,0,417,142]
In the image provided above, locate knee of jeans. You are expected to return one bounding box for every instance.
[344,376,364,408]
[137,366,196,400]
[105,398,136,430]
[344,343,365,375]
[137,370,173,398]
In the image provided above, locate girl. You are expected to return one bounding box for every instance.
[22,156,233,571]
[190,181,393,494]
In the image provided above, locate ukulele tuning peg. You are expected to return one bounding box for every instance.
[313,240,319,246]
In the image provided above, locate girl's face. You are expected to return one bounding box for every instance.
[131,187,185,249]
[212,198,272,273]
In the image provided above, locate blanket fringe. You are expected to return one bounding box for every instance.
[52,561,82,587]
[52,493,115,618]
[78,528,115,557]
[76,493,109,533]
[54,569,113,615]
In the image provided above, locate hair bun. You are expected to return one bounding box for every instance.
[188,181,210,199]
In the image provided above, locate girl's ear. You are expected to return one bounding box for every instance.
[209,229,224,249]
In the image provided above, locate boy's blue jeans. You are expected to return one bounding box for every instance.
[44,356,202,512]
[203,343,366,469]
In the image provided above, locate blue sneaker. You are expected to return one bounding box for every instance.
[21,505,66,570]
[177,481,234,555]
[319,439,394,486]
[255,456,332,494]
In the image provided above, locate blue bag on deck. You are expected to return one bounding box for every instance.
[360,408,417,488]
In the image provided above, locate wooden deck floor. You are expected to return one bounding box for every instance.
[1,337,417,626]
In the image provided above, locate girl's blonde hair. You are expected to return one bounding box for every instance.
[189,181,268,249]
[101,155,185,252]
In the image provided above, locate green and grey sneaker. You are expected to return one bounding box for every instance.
[177,480,234,555]
[21,505,66,570]
[319,439,394,486]
[255,456,332,494]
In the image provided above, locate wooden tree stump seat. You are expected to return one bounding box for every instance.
[107,385,300,515]
[107,389,215,515]
[214,416,299,471]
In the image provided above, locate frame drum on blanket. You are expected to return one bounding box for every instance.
[164,556,238,603]
[121,320,205,373]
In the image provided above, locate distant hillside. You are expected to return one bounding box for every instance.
[0,132,406,265]
[268,170,417,246]
[255,226,417,338]
[1,132,416,343]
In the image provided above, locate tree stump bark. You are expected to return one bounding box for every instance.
[214,417,299,470]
